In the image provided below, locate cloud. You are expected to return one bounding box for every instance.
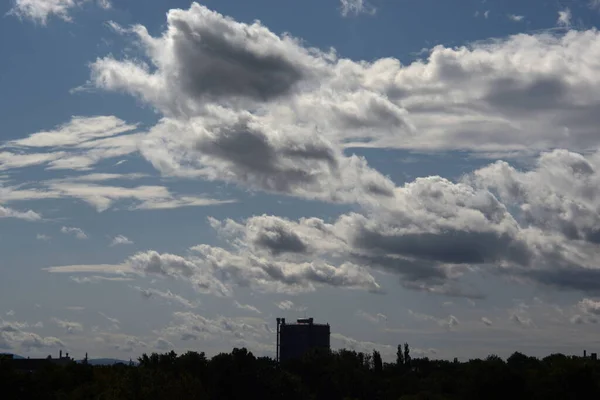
[158,311,270,343]
[234,301,262,314]
[127,251,232,297]
[356,310,387,324]
[70,275,133,283]
[0,319,63,351]
[508,14,524,22]
[51,318,83,334]
[1,116,142,173]
[339,0,376,17]
[89,4,600,159]
[154,337,173,350]
[481,317,493,326]
[8,116,137,148]
[98,311,120,328]
[276,300,295,311]
[408,310,460,330]
[6,310,15,317]
[8,0,80,24]
[8,0,111,25]
[133,286,198,309]
[97,0,110,9]
[557,8,572,28]
[0,206,41,221]
[110,235,133,246]
[1,176,234,213]
[577,298,600,316]
[36,234,51,241]
[44,264,133,274]
[61,226,88,239]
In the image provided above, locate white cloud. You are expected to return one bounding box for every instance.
[234,301,262,314]
[558,8,572,28]
[8,0,111,25]
[44,264,133,274]
[36,234,51,241]
[89,3,600,160]
[339,0,376,17]
[356,310,387,324]
[51,317,84,334]
[154,337,174,350]
[110,234,133,246]
[6,310,15,317]
[508,14,524,22]
[1,116,142,173]
[8,0,80,24]
[8,116,137,148]
[1,178,232,213]
[97,0,110,9]
[481,317,493,326]
[0,206,41,221]
[61,226,88,239]
[158,311,270,343]
[408,310,460,330]
[0,319,63,351]
[591,0,600,10]
[98,311,120,328]
[133,286,198,309]
[276,300,296,311]
[70,275,133,283]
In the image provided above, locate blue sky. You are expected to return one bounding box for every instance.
[3,0,600,361]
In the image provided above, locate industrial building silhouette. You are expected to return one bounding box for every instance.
[276,317,330,362]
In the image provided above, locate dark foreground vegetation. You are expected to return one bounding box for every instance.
[2,345,600,399]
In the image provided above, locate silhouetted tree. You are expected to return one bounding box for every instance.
[373,350,383,374]
[403,343,411,367]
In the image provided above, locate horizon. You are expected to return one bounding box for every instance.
[3,0,600,363]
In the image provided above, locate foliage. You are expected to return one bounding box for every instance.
[1,347,600,399]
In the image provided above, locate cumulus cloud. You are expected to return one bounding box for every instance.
[36,234,51,241]
[8,0,111,25]
[110,235,133,246]
[339,0,376,17]
[154,337,174,350]
[558,8,572,28]
[8,0,80,24]
[0,319,63,351]
[577,298,600,318]
[0,206,41,221]
[61,226,88,239]
[89,4,600,160]
[25,2,600,303]
[508,14,524,22]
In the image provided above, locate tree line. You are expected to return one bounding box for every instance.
[2,344,600,399]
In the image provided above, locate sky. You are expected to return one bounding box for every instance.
[3,0,600,362]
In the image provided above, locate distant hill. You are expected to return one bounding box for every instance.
[0,353,24,359]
